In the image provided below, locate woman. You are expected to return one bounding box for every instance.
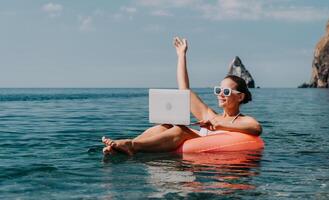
[102,37,262,156]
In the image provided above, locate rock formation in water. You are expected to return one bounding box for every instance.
[303,20,329,88]
[227,56,255,88]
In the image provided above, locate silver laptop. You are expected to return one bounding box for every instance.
[149,89,190,125]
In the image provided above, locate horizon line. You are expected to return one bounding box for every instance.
[0,87,318,89]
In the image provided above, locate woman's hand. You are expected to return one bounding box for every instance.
[198,118,219,131]
[173,37,188,56]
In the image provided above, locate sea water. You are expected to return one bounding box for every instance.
[0,88,328,199]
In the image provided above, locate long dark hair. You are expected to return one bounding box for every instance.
[225,75,252,104]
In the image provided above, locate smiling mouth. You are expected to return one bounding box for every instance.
[218,99,226,103]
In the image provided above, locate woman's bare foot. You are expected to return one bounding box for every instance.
[102,145,117,155]
[102,136,114,146]
[102,136,134,156]
[111,139,135,156]
[102,136,117,155]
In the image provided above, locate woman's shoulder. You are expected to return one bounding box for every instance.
[240,114,262,135]
[240,114,260,125]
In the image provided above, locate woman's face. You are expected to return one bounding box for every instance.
[216,78,244,109]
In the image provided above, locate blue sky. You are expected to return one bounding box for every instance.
[0,0,328,88]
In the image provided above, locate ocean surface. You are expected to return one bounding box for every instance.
[0,88,328,199]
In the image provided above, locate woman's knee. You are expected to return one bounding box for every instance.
[173,125,192,132]
[171,125,197,138]
[147,124,173,132]
[161,124,174,129]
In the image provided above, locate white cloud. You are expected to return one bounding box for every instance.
[198,0,262,20]
[93,9,105,17]
[114,6,137,20]
[150,10,173,17]
[78,16,94,32]
[111,13,124,20]
[137,0,199,8]
[120,6,137,14]
[265,6,329,22]
[136,0,329,22]
[144,24,165,32]
[197,0,329,21]
[42,2,63,18]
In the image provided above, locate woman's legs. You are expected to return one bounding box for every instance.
[103,124,173,155]
[132,125,200,152]
[103,125,200,155]
[134,124,173,140]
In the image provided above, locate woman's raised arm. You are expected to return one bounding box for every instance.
[174,37,217,121]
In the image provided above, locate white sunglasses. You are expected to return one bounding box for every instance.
[213,86,241,96]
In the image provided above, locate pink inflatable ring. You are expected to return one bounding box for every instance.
[175,131,264,153]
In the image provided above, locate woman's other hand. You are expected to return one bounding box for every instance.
[198,119,217,131]
[173,37,188,56]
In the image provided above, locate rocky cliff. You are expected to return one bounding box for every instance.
[308,20,329,88]
[227,56,255,88]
